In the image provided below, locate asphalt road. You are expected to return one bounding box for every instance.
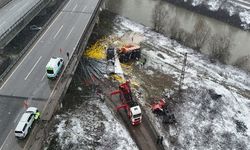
[0,0,41,37]
[0,0,100,149]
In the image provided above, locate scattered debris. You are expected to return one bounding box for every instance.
[84,39,106,60]
[151,98,166,114]
[150,98,176,124]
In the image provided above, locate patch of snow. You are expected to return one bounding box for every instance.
[77,87,82,91]
[96,101,138,150]
[52,98,138,150]
[181,0,250,29]
[224,4,237,16]
[145,69,154,75]
[206,0,221,11]
[239,10,250,24]
[113,15,250,150]
[192,0,203,6]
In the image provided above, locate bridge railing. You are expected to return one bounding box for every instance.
[43,0,105,121]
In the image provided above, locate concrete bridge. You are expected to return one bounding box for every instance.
[0,0,104,149]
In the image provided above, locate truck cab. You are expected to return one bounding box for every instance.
[46,57,64,79]
[130,105,142,125]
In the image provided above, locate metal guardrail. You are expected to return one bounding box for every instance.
[41,0,104,121]
[0,0,44,41]
[59,0,104,94]
[73,0,103,60]
[0,0,63,82]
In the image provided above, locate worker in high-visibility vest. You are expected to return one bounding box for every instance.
[34,111,41,120]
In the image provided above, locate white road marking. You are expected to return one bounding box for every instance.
[72,4,78,12]
[0,7,64,90]
[0,45,34,89]
[0,129,12,150]
[66,27,74,40]
[24,56,42,80]
[53,25,64,39]
[71,47,75,56]
[64,0,72,10]
[41,72,46,81]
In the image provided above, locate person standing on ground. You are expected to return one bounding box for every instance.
[66,52,69,60]
[34,111,41,120]
[160,136,163,144]
[156,135,160,144]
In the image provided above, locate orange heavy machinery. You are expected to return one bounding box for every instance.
[117,44,141,63]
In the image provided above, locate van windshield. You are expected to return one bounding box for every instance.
[47,69,54,74]
[15,131,23,133]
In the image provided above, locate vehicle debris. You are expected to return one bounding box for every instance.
[118,44,141,63]
[150,98,176,124]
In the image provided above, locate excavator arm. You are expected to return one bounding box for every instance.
[110,90,121,96]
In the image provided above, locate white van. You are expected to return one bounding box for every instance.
[46,57,64,79]
[14,107,38,139]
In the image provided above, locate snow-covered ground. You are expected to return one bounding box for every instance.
[112,15,250,149]
[46,90,138,150]
[46,11,250,150]
[170,0,250,29]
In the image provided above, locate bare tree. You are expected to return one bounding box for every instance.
[180,29,193,47]
[191,18,211,51]
[168,17,180,39]
[233,55,250,69]
[208,33,231,64]
[152,2,168,33]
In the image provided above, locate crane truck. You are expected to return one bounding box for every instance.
[111,80,142,125]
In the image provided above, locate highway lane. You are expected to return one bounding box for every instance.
[0,0,96,99]
[0,96,24,147]
[0,0,41,36]
[0,0,101,149]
